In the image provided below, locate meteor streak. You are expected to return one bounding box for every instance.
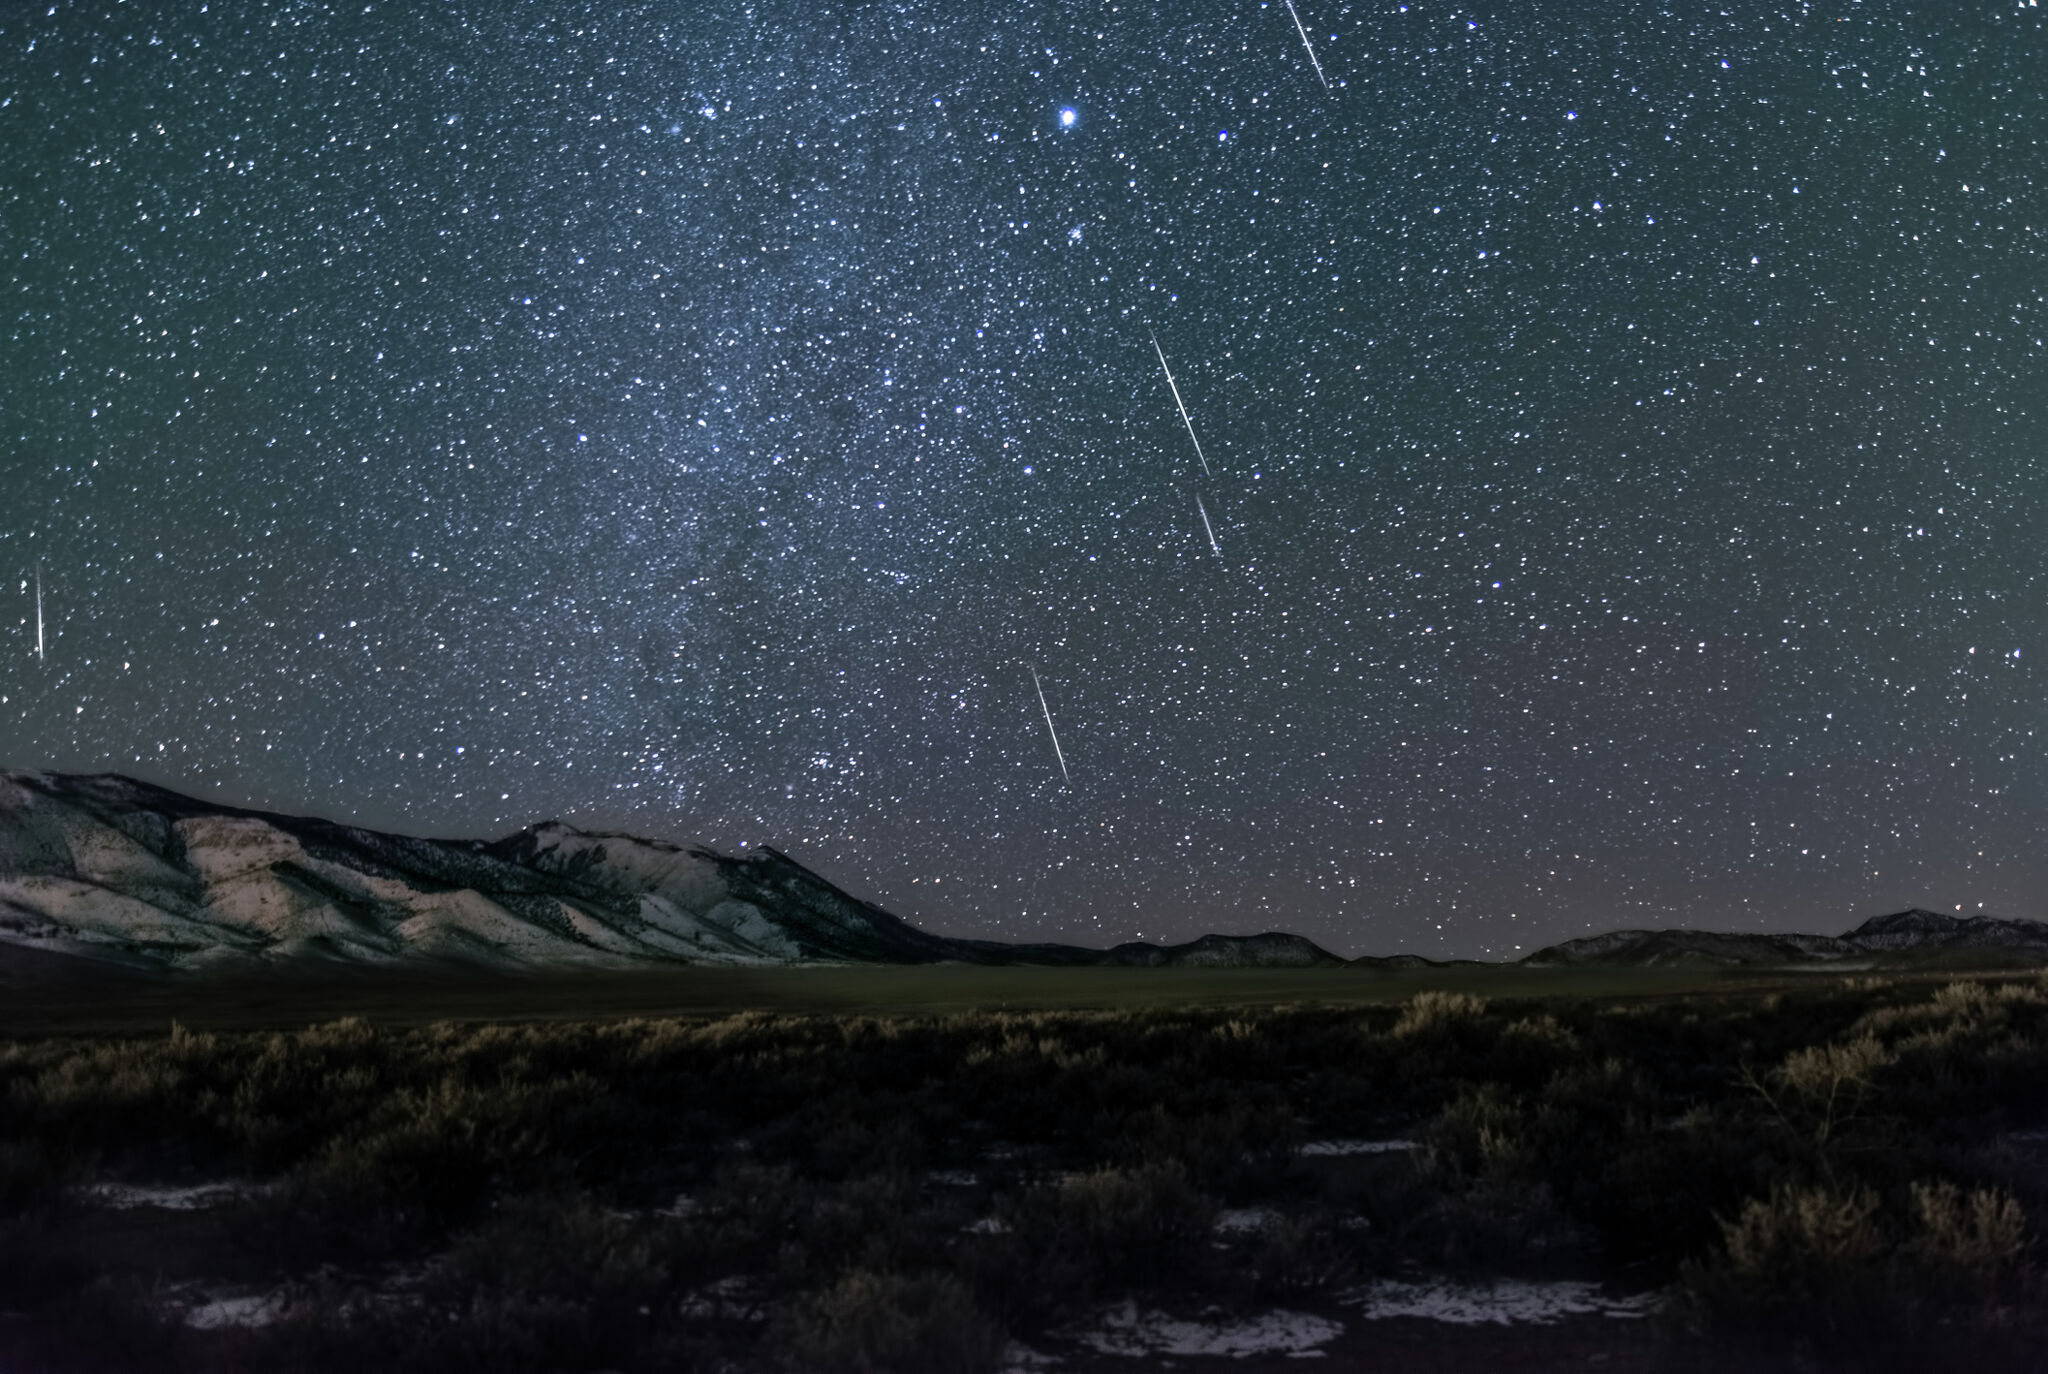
[34,564,44,663]
[1283,0,1330,91]
[1149,331,1212,477]
[1196,494,1222,557]
[1029,664,1072,786]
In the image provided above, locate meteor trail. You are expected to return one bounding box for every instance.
[1029,664,1072,786]
[1283,0,1330,91]
[1196,494,1222,557]
[34,564,43,663]
[1149,331,1212,477]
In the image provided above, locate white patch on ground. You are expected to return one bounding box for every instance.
[375,1259,438,1297]
[1298,1139,1420,1157]
[1214,1207,1284,1236]
[658,1193,702,1218]
[1070,1300,1344,1359]
[80,1179,275,1211]
[677,1275,766,1323]
[184,1291,288,1330]
[997,1340,1060,1371]
[964,1215,1011,1235]
[156,1257,444,1332]
[1346,1277,1659,1325]
[926,1168,979,1186]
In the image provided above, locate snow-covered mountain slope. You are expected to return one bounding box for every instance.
[0,772,1344,973]
[1839,908,2048,952]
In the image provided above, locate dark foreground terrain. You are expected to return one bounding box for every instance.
[2,970,2045,1373]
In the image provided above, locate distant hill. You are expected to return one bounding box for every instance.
[0,771,1341,973]
[1521,910,2048,968]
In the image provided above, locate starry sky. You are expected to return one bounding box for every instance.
[3,0,2045,959]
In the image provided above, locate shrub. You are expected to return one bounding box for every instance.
[1930,981,1994,1017]
[1114,1099,1296,1195]
[1033,1164,1215,1287]
[970,1163,1217,1326]
[0,1137,67,1218]
[440,1193,667,1308]
[3,978,2044,1371]
[686,1162,815,1281]
[1680,1177,2044,1368]
[1679,1182,1889,1339]
[1743,1034,1895,1174]
[1726,1183,1886,1287]
[1424,1083,1526,1180]
[230,1160,423,1269]
[1582,1108,1772,1267]
[1907,1180,2030,1309]
[778,1270,1005,1374]
[1392,991,1488,1038]
[1776,1036,1892,1114]
[1242,1213,1356,1298]
[773,1171,948,1285]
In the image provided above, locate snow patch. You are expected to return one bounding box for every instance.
[1298,1138,1420,1157]
[80,1179,275,1211]
[677,1275,766,1323]
[184,1292,288,1330]
[997,1340,1060,1371]
[1214,1206,1284,1236]
[1068,1300,1343,1358]
[1346,1276,1658,1325]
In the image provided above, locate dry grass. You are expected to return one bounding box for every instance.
[0,976,2044,1371]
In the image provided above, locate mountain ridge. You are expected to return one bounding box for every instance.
[0,771,1341,973]
[3,771,2044,975]
[1519,910,2048,967]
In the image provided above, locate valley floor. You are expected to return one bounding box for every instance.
[6,956,2039,1037]
[3,969,2045,1372]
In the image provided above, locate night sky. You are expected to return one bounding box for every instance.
[3,0,2045,959]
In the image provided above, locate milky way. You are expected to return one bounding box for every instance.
[3,1,2045,957]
